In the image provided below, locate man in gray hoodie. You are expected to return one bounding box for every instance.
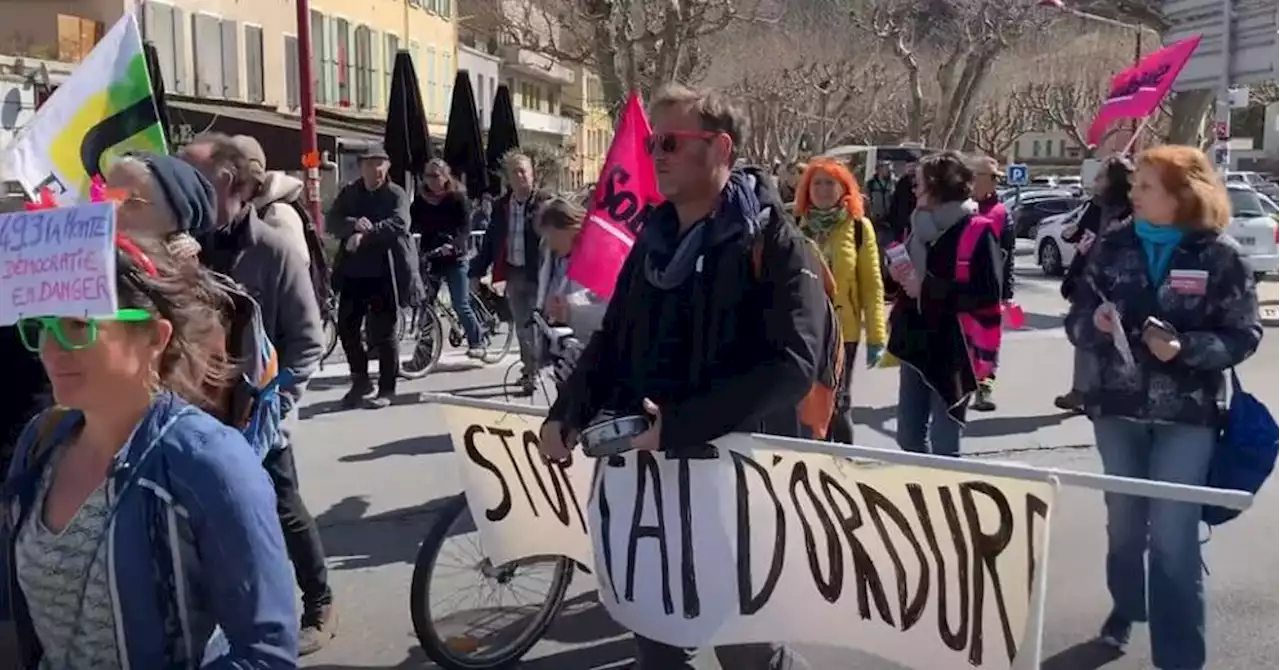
[180,132,335,655]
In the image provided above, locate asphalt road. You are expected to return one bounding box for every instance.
[295,255,1279,670]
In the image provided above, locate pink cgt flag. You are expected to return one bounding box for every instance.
[1086,35,1201,146]
[566,92,663,298]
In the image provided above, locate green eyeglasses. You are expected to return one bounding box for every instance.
[17,308,155,353]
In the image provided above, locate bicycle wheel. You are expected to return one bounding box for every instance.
[401,306,444,379]
[410,494,574,670]
[474,294,516,365]
[502,361,553,406]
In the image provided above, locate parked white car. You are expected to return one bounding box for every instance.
[1225,184,1278,280]
[1035,204,1088,276]
[1036,186,1278,279]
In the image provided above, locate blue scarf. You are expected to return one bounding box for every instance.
[1134,220,1184,285]
[642,170,762,290]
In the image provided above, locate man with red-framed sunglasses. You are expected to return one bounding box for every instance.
[538,83,828,669]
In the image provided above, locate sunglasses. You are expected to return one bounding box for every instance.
[644,130,722,156]
[17,308,155,353]
[424,172,444,179]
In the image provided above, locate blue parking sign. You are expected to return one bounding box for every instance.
[1007,164,1029,187]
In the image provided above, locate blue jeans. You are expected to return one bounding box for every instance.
[1094,417,1215,670]
[896,365,964,456]
[439,260,481,347]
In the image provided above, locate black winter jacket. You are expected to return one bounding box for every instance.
[548,171,833,450]
[1065,227,1262,426]
[410,191,472,260]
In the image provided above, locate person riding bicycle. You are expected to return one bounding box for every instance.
[411,159,485,358]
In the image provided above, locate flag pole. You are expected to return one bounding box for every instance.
[1122,117,1150,156]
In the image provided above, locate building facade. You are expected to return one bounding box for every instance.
[562,65,612,190]
[457,31,500,129]
[4,0,457,165]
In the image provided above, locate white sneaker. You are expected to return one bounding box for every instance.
[465,347,485,359]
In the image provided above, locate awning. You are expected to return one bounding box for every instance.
[166,98,386,170]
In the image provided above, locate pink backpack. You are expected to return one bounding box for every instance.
[955,215,1003,380]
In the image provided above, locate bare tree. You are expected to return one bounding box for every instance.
[462,0,771,118]
[848,0,1054,149]
[727,54,902,163]
[1251,80,1279,105]
[967,92,1035,160]
[1018,32,1145,151]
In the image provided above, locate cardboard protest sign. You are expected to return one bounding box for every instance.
[0,202,119,325]
[435,404,597,568]
[433,400,1056,669]
[0,14,167,204]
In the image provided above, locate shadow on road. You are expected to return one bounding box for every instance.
[300,391,422,420]
[314,494,459,570]
[1040,639,1123,670]
[965,410,1078,438]
[304,645,430,669]
[306,375,352,392]
[1018,310,1065,332]
[338,433,454,462]
[852,404,897,442]
[852,405,1079,442]
[447,382,518,401]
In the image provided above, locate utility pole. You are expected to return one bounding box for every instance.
[296,0,324,232]
[1213,0,1234,172]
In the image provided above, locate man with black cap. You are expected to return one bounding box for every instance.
[325,144,417,409]
[178,132,335,655]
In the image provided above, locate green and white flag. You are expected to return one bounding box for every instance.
[0,13,167,204]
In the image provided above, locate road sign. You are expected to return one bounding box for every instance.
[1007,164,1030,187]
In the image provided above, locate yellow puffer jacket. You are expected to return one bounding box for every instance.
[802,214,887,346]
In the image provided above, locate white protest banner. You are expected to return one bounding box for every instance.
[0,203,119,325]
[431,398,1056,669]
[434,403,597,568]
[589,435,1055,670]
[0,14,167,204]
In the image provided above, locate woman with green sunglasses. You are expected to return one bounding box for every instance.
[0,235,298,669]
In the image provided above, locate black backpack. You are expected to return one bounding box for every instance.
[284,200,336,320]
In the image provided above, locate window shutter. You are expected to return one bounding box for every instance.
[220,20,240,99]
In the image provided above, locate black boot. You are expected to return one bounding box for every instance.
[340,379,374,409]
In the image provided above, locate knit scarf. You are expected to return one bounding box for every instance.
[907,199,977,278]
[803,206,846,264]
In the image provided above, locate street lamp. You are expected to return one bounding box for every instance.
[1037,0,1159,144]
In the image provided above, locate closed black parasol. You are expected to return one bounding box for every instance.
[141,41,173,150]
[485,84,520,196]
[442,70,488,198]
[383,50,432,191]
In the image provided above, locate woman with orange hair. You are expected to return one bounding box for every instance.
[1065,145,1262,668]
[794,159,886,442]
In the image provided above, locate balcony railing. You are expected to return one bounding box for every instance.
[497,44,574,84]
[515,107,575,136]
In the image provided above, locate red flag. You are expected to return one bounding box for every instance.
[566,92,663,298]
[1086,36,1201,146]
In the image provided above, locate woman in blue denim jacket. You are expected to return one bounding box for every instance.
[0,234,297,669]
[1065,145,1263,670]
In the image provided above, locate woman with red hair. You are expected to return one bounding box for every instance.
[794,159,886,442]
